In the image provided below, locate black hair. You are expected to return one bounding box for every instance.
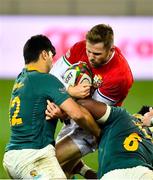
[137,105,153,115]
[23,34,56,64]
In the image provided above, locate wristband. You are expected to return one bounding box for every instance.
[96,105,111,124]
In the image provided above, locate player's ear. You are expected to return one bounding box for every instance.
[110,46,115,53]
[41,50,48,61]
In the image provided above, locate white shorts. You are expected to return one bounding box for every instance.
[56,120,97,156]
[101,166,153,180]
[3,144,66,179]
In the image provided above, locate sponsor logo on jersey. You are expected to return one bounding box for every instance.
[59,87,67,93]
[93,74,103,88]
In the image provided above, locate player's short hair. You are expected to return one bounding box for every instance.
[23,34,56,64]
[86,24,114,50]
[133,105,153,120]
[137,105,153,115]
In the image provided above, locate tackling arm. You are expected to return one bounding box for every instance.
[60,98,101,138]
[46,98,101,138]
[77,98,111,124]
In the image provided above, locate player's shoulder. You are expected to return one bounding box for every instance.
[28,71,54,83]
[114,46,130,66]
[65,40,86,63]
[73,40,86,48]
[30,72,64,89]
[113,46,133,78]
[109,106,130,122]
[39,73,60,82]
[70,40,86,53]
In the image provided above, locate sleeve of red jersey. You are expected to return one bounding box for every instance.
[50,41,85,89]
[92,78,131,106]
[64,41,85,64]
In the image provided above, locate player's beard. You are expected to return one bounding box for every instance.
[89,59,106,68]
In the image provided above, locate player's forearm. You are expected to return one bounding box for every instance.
[60,98,101,138]
[77,98,107,120]
[78,106,101,138]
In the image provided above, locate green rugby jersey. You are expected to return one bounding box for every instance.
[6,68,70,151]
[98,106,153,178]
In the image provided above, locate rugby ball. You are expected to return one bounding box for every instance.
[63,62,92,86]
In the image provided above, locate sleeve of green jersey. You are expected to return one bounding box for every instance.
[44,74,70,106]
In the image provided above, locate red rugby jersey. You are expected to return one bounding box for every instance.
[64,40,134,106]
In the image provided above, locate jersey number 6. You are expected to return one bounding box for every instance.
[123,133,142,151]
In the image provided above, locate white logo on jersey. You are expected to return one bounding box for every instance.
[59,87,67,93]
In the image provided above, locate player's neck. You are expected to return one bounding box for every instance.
[105,51,115,65]
[25,62,47,73]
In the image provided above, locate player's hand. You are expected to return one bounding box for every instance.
[142,107,153,126]
[45,100,66,120]
[68,83,91,99]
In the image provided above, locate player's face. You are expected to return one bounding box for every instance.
[86,41,114,68]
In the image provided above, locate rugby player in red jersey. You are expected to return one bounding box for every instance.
[50,24,134,178]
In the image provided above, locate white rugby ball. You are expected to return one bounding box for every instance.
[63,62,92,86]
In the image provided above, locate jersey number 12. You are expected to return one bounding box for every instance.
[9,96,23,126]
